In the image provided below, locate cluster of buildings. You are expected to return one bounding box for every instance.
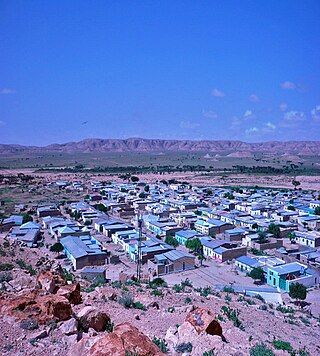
[1,179,320,292]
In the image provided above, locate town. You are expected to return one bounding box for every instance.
[2,172,320,354]
[1,174,320,302]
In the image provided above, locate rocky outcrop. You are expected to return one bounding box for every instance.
[185,307,223,336]
[36,270,66,293]
[165,307,225,356]
[60,318,79,335]
[77,306,111,332]
[89,322,165,356]
[0,290,72,324]
[56,283,82,305]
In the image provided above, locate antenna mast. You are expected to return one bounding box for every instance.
[136,213,143,280]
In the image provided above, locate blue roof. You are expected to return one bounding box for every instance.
[176,229,199,239]
[236,255,260,267]
[213,247,227,254]
[61,235,106,259]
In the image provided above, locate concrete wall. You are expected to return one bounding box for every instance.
[253,238,283,251]
[222,247,247,262]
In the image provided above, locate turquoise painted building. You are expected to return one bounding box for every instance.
[267,262,309,291]
[175,229,201,245]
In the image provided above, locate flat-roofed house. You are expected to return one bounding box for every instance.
[148,250,195,276]
[60,235,107,270]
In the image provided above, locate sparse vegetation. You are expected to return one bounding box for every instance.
[20,318,39,331]
[221,305,244,330]
[271,339,293,352]
[249,342,275,356]
[176,342,193,353]
[152,337,167,353]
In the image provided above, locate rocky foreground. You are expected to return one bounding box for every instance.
[0,265,319,356]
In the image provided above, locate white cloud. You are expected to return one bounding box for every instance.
[279,103,288,112]
[249,94,260,102]
[211,88,225,97]
[180,120,200,129]
[0,88,16,94]
[265,122,276,131]
[243,110,255,120]
[245,127,259,135]
[0,120,6,127]
[281,81,296,90]
[311,105,320,122]
[281,110,306,128]
[202,110,218,119]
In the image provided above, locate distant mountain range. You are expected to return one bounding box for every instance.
[0,138,319,155]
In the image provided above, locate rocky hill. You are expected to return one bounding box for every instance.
[1,138,320,155]
[0,239,319,356]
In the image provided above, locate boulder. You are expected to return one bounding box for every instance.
[0,290,72,324]
[77,306,111,332]
[36,270,66,293]
[148,301,159,310]
[56,283,82,305]
[108,292,117,301]
[60,318,78,335]
[185,307,222,336]
[89,322,165,356]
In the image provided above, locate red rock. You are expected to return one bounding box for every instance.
[77,306,111,332]
[89,322,165,356]
[36,270,66,293]
[185,307,223,336]
[0,290,72,324]
[56,283,82,305]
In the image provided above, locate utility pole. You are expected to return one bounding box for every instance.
[136,213,143,281]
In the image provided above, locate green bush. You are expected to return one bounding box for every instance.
[271,339,292,352]
[185,297,192,304]
[111,281,122,289]
[133,301,146,310]
[0,263,14,271]
[173,284,184,293]
[151,289,163,297]
[152,337,167,353]
[181,278,193,288]
[118,294,134,308]
[250,342,275,356]
[221,306,244,330]
[106,321,114,332]
[176,342,193,353]
[276,305,294,314]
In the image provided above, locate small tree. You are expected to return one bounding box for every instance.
[267,223,281,238]
[249,267,264,284]
[50,242,64,256]
[315,206,320,216]
[144,185,150,192]
[130,176,139,183]
[286,231,296,244]
[289,283,307,307]
[257,230,268,243]
[292,179,301,190]
[22,214,33,224]
[165,235,179,247]
[252,223,258,230]
[185,238,202,254]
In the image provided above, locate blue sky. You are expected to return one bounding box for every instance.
[1,0,320,145]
